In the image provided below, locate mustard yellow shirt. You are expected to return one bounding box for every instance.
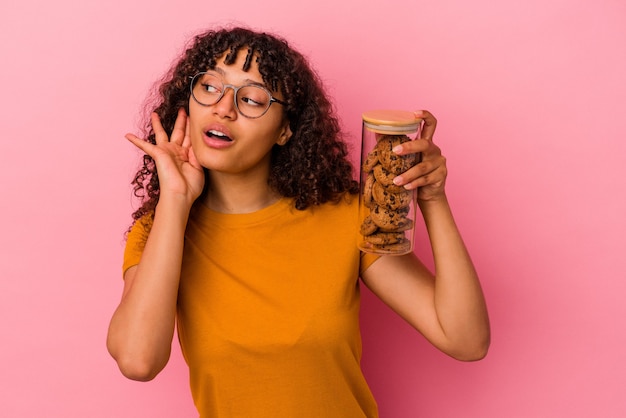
[123,195,380,417]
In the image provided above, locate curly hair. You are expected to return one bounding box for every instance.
[129,26,359,226]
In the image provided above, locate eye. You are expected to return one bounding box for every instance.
[241,96,263,106]
[201,82,221,94]
[238,86,269,107]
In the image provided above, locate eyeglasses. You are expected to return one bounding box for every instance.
[189,72,287,119]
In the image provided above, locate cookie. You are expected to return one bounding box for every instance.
[373,164,406,193]
[376,135,416,175]
[370,204,412,232]
[380,215,413,233]
[363,231,405,245]
[360,236,412,254]
[373,238,412,254]
[371,181,412,210]
[362,147,379,173]
[359,215,378,236]
[362,172,375,208]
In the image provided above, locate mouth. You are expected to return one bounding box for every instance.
[206,129,233,142]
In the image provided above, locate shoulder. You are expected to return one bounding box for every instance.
[310,192,359,214]
[128,214,153,241]
[122,214,153,274]
[296,193,359,225]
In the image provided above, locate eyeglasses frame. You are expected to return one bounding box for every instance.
[189,72,287,119]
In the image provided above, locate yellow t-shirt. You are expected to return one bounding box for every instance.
[123,195,380,417]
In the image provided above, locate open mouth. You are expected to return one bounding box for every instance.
[207,129,232,142]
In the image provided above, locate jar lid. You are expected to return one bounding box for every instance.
[362,109,421,134]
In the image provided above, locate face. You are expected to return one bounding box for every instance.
[188,49,292,178]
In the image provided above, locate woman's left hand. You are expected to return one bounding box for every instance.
[391,110,447,202]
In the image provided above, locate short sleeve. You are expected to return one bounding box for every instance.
[122,215,153,276]
[359,251,380,275]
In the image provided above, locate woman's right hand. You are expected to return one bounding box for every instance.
[125,108,205,207]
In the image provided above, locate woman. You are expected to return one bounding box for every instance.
[107,26,490,417]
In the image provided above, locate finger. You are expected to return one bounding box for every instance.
[188,143,202,170]
[392,138,429,155]
[182,117,191,148]
[171,108,187,145]
[393,154,446,188]
[151,112,168,145]
[125,133,155,155]
[418,140,442,161]
[400,161,447,191]
[414,110,437,141]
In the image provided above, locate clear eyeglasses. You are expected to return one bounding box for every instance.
[189,72,287,119]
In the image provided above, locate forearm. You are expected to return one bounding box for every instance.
[107,196,191,380]
[419,195,490,359]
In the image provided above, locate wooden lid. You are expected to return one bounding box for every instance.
[362,109,421,134]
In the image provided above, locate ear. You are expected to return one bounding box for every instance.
[276,120,293,146]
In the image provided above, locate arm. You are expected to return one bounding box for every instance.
[106,109,205,380]
[360,110,490,361]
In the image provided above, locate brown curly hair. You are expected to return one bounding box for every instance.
[129,26,359,226]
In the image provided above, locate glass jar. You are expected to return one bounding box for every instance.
[357,110,422,255]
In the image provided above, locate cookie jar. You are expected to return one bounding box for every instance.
[357,110,422,255]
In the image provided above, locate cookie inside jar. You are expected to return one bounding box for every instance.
[358,110,422,255]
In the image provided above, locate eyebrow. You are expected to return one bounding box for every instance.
[210,67,266,88]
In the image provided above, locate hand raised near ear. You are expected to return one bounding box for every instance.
[125,108,205,207]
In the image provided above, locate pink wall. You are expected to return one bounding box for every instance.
[1,0,625,416]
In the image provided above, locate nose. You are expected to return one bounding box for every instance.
[212,86,238,119]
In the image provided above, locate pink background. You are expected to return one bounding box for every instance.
[1,0,625,416]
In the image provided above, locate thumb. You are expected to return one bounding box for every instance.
[188,145,202,170]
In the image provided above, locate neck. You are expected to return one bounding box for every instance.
[201,170,280,214]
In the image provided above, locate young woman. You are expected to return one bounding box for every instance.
[107,26,490,417]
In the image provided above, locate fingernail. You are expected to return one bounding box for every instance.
[393,176,403,185]
[392,145,403,153]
